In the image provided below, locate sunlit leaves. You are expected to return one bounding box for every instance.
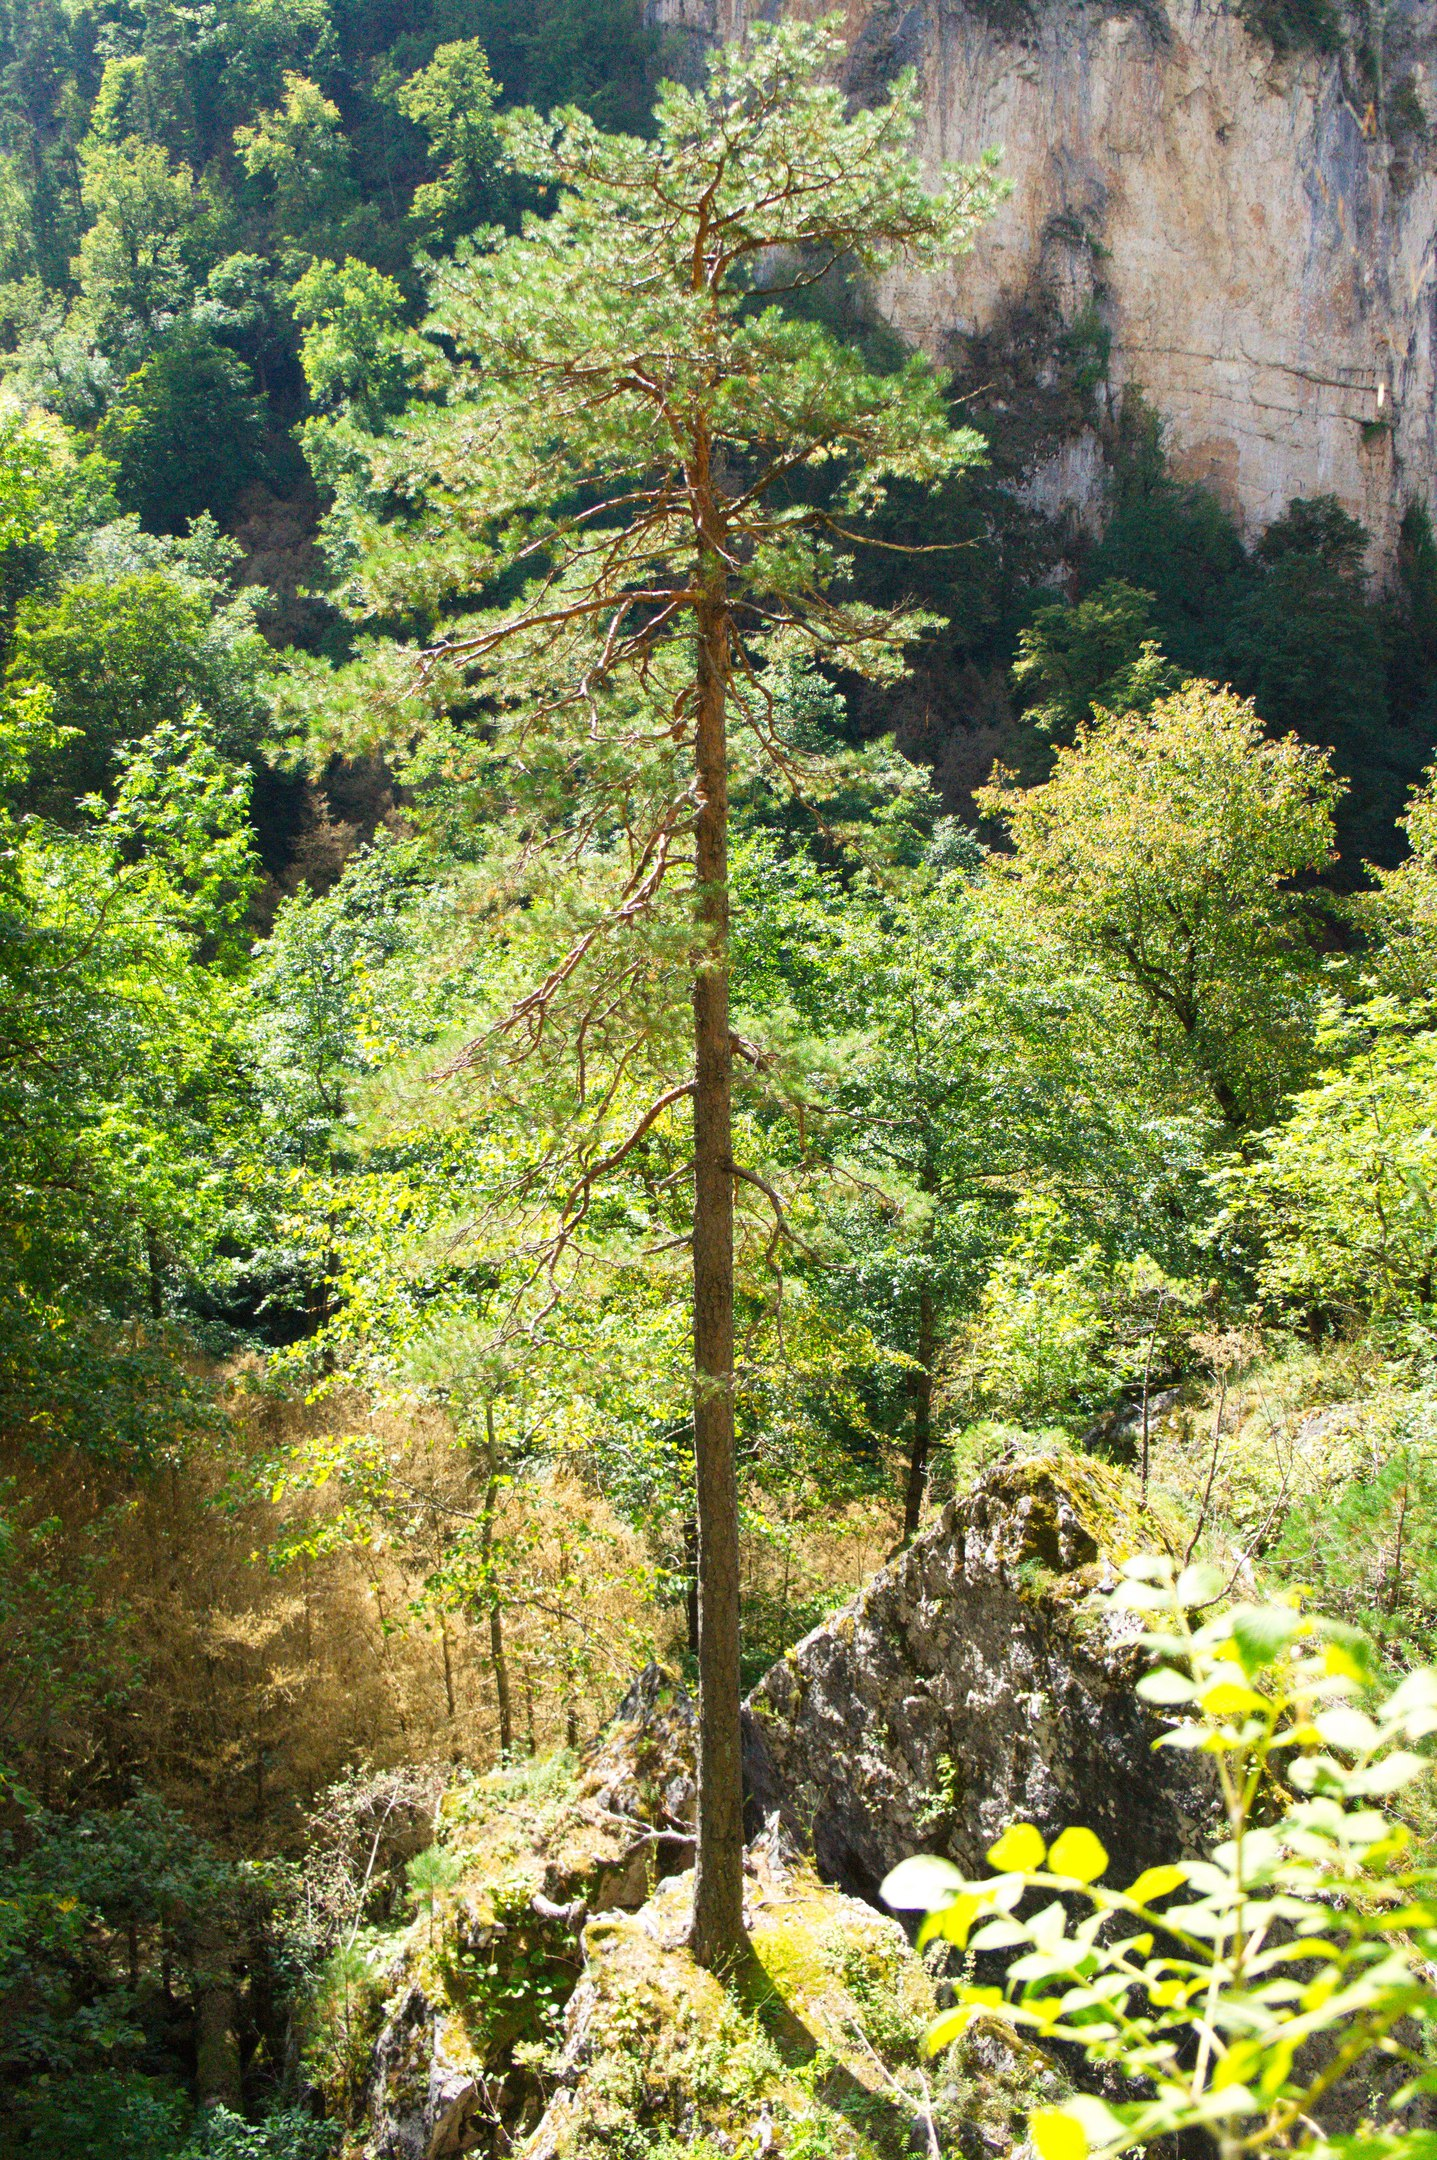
[978,684,1340,1132]
[1047,1827,1109,1884]
[987,1823,1047,1873]
[888,1556,1437,2160]
[1219,997,1437,1317]
[1029,2108,1088,2160]
[0,711,255,1465]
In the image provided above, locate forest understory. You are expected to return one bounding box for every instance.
[7,0,1437,2154]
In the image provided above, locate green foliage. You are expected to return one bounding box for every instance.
[97,329,268,532]
[282,15,1003,1465]
[1,2070,191,2160]
[0,1493,140,1800]
[394,39,502,240]
[71,137,204,364]
[1012,579,1181,744]
[180,2107,338,2160]
[3,2,1437,2145]
[888,1560,1437,2160]
[1076,432,1429,878]
[9,537,273,810]
[1221,1000,1437,1319]
[1359,763,1437,994]
[2,2081,338,2160]
[406,1840,462,1943]
[1266,1420,1437,1670]
[445,1868,576,2054]
[1084,404,1247,676]
[953,1199,1199,1430]
[0,701,256,1462]
[1059,295,1111,399]
[1395,506,1437,666]
[218,0,341,123]
[1225,498,1393,865]
[0,1791,241,2098]
[293,257,424,433]
[236,75,358,258]
[979,682,1340,1130]
[1235,0,1341,57]
[440,0,659,135]
[0,406,116,622]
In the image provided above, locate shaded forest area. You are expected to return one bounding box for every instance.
[5,1,1437,2154]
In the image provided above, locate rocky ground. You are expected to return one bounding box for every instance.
[305,1452,1208,2160]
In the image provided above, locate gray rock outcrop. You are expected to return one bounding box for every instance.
[345,1453,1212,2157]
[742,1451,1213,1901]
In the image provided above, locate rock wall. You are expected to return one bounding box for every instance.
[652,0,1437,570]
[743,1453,1214,1902]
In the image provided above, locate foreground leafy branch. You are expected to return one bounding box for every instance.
[884,1558,1437,2160]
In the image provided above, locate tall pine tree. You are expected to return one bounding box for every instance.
[315,14,1001,1966]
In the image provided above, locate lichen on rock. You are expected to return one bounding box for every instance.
[521,1830,1010,2160]
[742,1451,1211,1901]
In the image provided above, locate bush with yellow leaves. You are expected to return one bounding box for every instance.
[883,1556,1437,2160]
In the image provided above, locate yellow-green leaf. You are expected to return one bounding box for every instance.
[1048,1827,1108,1883]
[987,1822,1047,1873]
[1127,1863,1188,1906]
[926,1989,1002,2055]
[1199,1679,1265,1717]
[1324,1641,1368,1684]
[925,2007,973,2054]
[1030,2109,1088,2160]
[917,1891,983,1950]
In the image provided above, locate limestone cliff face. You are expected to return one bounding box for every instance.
[653,0,1437,567]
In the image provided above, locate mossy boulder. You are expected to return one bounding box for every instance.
[742,1451,1211,1900]
[331,1453,1205,2157]
[521,1831,1039,2160]
[321,1681,701,2158]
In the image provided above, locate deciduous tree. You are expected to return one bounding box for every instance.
[977,683,1340,1132]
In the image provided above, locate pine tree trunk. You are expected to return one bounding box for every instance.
[480,1404,514,1759]
[688,532,746,1971]
[903,1284,936,1542]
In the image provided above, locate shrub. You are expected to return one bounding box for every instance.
[1220,1001,1437,1319]
[886,1558,1437,2160]
[180,2104,338,2160]
[98,329,266,533]
[1235,0,1341,57]
[1,2072,190,2160]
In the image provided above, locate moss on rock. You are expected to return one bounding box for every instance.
[308,1681,701,2157]
[743,1451,1212,1901]
[523,1841,969,2160]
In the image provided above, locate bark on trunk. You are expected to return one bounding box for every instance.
[193,1917,242,2112]
[902,1284,935,1542]
[480,1403,514,1759]
[683,1511,700,1658]
[687,528,745,1971]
